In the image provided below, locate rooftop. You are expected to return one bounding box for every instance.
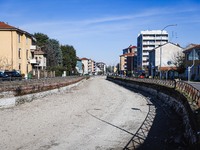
[183,44,200,53]
[0,21,33,37]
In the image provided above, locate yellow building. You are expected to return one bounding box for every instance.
[0,22,36,76]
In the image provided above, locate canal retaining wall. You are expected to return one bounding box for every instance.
[107,76,199,148]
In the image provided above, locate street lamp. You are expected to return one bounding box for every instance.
[159,24,177,79]
[188,48,195,82]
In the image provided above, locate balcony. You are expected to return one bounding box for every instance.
[143,36,155,40]
[155,37,168,40]
[30,45,36,51]
[29,59,40,64]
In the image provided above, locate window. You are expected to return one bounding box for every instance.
[26,64,28,73]
[18,48,21,59]
[188,49,199,60]
[26,49,28,59]
[198,51,200,60]
[18,34,21,43]
[26,36,28,44]
[19,63,21,70]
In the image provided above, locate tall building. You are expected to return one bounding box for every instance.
[137,30,168,73]
[0,22,36,76]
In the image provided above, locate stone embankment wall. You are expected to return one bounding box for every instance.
[0,76,86,108]
[107,76,199,147]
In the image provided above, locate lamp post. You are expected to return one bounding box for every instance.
[188,48,195,82]
[159,24,177,79]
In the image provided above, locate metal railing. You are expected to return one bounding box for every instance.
[108,76,200,110]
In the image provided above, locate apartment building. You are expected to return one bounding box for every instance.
[81,58,96,75]
[137,30,168,73]
[119,45,137,76]
[0,22,36,76]
[91,60,96,75]
[96,62,106,75]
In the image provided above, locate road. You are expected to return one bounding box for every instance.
[0,76,148,150]
[186,81,200,90]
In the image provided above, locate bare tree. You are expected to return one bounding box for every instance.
[172,51,186,74]
[0,57,12,70]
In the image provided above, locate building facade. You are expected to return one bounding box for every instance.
[137,30,168,73]
[0,22,36,76]
[96,62,106,75]
[149,42,183,78]
[91,60,96,75]
[183,44,200,81]
[119,45,137,76]
[81,58,89,75]
[31,47,46,70]
[76,57,83,75]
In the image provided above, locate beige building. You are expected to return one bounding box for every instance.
[81,58,89,75]
[119,45,137,76]
[0,22,36,76]
[81,58,96,75]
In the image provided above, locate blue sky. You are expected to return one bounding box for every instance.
[1,0,200,65]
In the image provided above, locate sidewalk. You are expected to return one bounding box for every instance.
[184,81,200,91]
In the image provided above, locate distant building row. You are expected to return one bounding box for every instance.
[0,22,106,77]
[76,58,106,75]
[119,30,200,80]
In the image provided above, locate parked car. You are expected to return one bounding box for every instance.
[138,73,145,79]
[0,71,9,81]
[3,70,22,81]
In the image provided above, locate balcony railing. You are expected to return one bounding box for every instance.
[29,59,41,65]
[30,45,36,51]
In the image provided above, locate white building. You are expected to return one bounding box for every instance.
[137,30,168,72]
[96,62,106,75]
[149,42,183,78]
[81,58,89,75]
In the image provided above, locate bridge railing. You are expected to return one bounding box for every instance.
[176,81,200,109]
[108,76,200,109]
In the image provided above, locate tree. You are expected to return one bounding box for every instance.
[45,39,62,67]
[34,33,49,47]
[34,33,62,67]
[172,51,186,75]
[61,45,77,74]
